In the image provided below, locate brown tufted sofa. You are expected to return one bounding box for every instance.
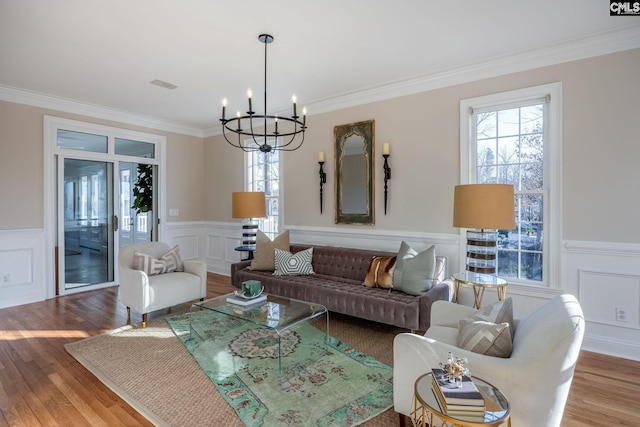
[230,244,452,331]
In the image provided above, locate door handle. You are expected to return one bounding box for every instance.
[114,215,119,232]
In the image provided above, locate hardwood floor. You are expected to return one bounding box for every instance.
[0,273,638,426]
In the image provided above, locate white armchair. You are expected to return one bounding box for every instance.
[393,294,585,427]
[118,242,207,327]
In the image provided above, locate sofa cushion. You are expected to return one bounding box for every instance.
[249,230,290,271]
[458,318,513,358]
[393,242,436,296]
[133,245,182,276]
[363,256,396,288]
[273,247,315,276]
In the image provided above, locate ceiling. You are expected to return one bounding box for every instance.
[1,1,639,135]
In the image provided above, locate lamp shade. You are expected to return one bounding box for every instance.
[453,184,515,230]
[232,192,266,219]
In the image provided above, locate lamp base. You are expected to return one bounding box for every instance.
[466,230,497,275]
[241,219,259,246]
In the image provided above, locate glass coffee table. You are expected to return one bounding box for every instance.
[190,293,329,380]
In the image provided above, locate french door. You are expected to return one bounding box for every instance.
[48,118,163,296]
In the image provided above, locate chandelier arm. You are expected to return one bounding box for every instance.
[219,33,306,153]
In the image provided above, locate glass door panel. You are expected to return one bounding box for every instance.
[61,158,114,289]
[119,162,153,246]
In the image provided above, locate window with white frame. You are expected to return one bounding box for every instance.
[460,83,562,286]
[245,140,281,239]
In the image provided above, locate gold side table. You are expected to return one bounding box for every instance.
[452,272,507,309]
[411,372,511,427]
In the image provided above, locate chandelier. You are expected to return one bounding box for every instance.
[220,34,307,153]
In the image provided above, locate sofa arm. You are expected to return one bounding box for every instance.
[230,260,252,288]
[417,280,453,331]
[183,260,207,297]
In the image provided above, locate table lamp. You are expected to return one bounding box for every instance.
[232,191,266,246]
[453,184,515,275]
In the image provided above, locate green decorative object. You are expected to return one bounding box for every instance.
[132,164,153,214]
[166,310,393,427]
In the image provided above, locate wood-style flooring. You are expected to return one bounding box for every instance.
[0,273,638,426]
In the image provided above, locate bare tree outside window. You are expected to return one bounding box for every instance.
[475,103,545,281]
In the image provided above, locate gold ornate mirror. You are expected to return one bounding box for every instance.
[334,120,374,224]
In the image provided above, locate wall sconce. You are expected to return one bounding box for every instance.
[318,151,327,214]
[382,143,391,215]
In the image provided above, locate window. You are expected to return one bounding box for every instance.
[460,83,561,287]
[245,140,281,239]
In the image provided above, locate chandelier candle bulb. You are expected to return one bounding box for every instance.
[222,98,227,120]
[382,143,390,155]
[292,95,297,117]
[247,89,253,113]
[274,116,278,134]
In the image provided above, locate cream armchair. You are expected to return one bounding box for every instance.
[118,242,207,327]
[393,294,584,427]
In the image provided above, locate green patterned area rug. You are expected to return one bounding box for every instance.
[166,310,393,427]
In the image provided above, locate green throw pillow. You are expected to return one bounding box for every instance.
[392,242,436,296]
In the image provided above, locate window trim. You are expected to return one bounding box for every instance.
[459,82,562,288]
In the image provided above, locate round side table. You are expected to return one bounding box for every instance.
[411,372,511,427]
[234,245,255,260]
[452,272,508,309]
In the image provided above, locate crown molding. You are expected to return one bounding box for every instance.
[0,85,204,138]
[205,25,640,137]
[4,25,640,139]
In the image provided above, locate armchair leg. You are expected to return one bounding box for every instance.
[142,313,147,329]
[398,413,406,427]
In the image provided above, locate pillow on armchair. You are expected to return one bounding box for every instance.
[133,245,183,276]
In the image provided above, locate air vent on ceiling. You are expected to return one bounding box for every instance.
[150,79,178,90]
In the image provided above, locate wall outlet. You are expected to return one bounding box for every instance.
[2,273,9,284]
[615,307,628,322]
[169,209,179,217]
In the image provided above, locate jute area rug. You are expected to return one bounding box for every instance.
[65,311,406,427]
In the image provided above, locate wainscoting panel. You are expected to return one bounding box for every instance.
[563,240,640,361]
[580,270,640,330]
[172,234,200,260]
[0,229,47,309]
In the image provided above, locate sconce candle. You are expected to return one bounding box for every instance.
[383,146,391,215]
[318,151,325,162]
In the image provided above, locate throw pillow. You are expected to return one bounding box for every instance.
[458,318,513,358]
[273,248,315,276]
[392,242,436,296]
[363,256,396,288]
[471,298,514,339]
[159,245,183,272]
[133,245,184,276]
[249,230,290,271]
[133,251,167,275]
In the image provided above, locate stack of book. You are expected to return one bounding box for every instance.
[431,368,486,421]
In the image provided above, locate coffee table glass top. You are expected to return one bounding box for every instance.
[191,293,327,333]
